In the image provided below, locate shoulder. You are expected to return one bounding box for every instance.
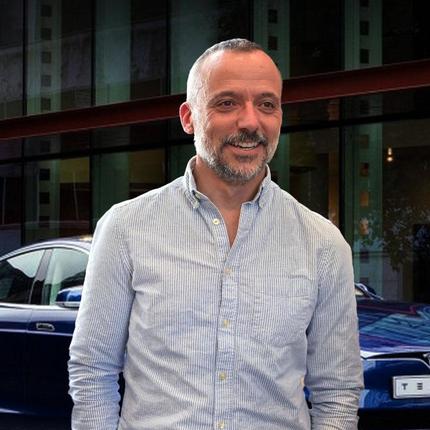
[274,185,342,240]
[270,185,351,261]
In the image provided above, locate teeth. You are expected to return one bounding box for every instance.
[230,142,259,149]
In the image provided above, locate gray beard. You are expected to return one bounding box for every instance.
[196,130,270,185]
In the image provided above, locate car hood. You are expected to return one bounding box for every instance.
[357,299,430,357]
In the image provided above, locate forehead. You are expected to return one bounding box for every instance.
[200,50,282,97]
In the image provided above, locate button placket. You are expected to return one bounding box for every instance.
[212,202,257,430]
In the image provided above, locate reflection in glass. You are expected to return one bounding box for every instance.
[95,0,167,104]
[0,163,21,254]
[0,250,44,303]
[344,118,430,303]
[169,144,195,181]
[0,0,23,119]
[92,148,165,223]
[274,128,339,226]
[26,0,92,114]
[25,131,90,156]
[24,157,90,243]
[43,248,88,304]
[0,139,22,160]
[169,0,250,94]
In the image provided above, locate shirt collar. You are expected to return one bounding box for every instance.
[183,156,274,209]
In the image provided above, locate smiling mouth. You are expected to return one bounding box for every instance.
[223,131,268,151]
[228,142,260,150]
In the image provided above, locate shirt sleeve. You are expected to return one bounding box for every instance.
[305,226,364,430]
[68,205,135,429]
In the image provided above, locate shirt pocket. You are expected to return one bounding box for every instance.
[251,278,312,348]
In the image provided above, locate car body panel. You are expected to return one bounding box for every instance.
[0,304,32,413]
[0,237,90,416]
[357,297,430,413]
[26,307,78,415]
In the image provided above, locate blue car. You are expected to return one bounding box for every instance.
[356,283,430,426]
[0,237,90,416]
[1,238,430,427]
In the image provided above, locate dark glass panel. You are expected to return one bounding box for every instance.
[92,148,165,223]
[169,0,251,94]
[24,157,90,243]
[60,0,92,109]
[0,0,23,119]
[131,1,167,98]
[93,122,166,149]
[26,0,92,114]
[0,163,22,254]
[290,0,341,76]
[272,128,339,225]
[24,131,90,156]
[0,251,44,303]
[383,0,430,64]
[343,117,430,303]
[0,139,22,160]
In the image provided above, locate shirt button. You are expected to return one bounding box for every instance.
[223,319,230,328]
[217,421,225,429]
[224,267,232,275]
[212,218,220,225]
[219,372,227,381]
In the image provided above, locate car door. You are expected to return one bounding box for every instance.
[0,249,46,413]
[25,246,88,415]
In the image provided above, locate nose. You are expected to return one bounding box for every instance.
[237,102,260,133]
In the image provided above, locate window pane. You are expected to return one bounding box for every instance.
[270,129,339,226]
[0,138,21,160]
[169,144,195,181]
[95,0,167,104]
[42,248,88,304]
[0,0,23,119]
[0,163,22,254]
[0,250,44,303]
[24,131,90,156]
[93,123,166,150]
[253,0,430,78]
[383,0,430,64]
[25,157,90,243]
[92,148,165,223]
[26,0,91,114]
[344,118,430,302]
[130,1,167,98]
[169,0,250,93]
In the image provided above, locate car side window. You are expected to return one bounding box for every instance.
[0,250,44,304]
[42,248,88,305]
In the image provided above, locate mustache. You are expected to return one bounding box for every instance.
[222,131,268,147]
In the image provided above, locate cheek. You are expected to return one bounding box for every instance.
[265,119,282,141]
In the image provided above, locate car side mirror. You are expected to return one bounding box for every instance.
[55,286,83,308]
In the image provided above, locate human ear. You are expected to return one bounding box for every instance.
[179,102,194,135]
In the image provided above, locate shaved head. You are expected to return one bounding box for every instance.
[186,39,281,108]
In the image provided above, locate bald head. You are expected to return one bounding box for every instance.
[186,38,282,107]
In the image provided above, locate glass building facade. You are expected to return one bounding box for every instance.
[1,0,430,303]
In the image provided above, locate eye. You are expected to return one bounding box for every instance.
[216,99,237,110]
[260,101,276,111]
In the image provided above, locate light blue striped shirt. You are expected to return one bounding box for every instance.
[69,158,363,430]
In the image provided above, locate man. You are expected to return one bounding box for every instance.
[69,39,363,430]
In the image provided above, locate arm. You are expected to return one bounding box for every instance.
[305,227,364,430]
[68,206,135,429]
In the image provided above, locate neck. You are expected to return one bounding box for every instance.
[193,156,265,211]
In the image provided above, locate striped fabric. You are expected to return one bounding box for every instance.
[68,157,363,430]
